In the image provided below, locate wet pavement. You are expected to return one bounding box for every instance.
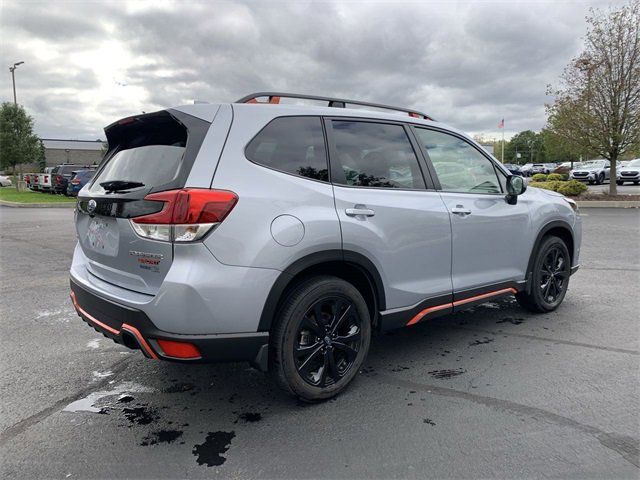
[1,206,638,478]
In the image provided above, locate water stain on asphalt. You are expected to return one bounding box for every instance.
[428,368,466,379]
[193,431,236,467]
[141,429,183,446]
[469,337,494,346]
[164,383,195,393]
[235,412,262,423]
[497,317,525,325]
[122,406,159,426]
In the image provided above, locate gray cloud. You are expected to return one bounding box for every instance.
[0,0,629,140]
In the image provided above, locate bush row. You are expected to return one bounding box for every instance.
[529,180,587,196]
[531,173,568,182]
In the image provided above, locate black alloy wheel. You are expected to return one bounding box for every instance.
[294,296,362,388]
[516,235,571,313]
[270,276,371,401]
[539,245,569,307]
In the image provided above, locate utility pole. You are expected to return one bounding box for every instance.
[9,61,24,105]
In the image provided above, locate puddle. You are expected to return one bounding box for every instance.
[92,370,113,380]
[141,429,183,446]
[193,431,235,467]
[428,368,466,379]
[63,383,153,414]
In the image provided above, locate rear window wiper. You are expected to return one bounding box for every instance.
[100,180,145,193]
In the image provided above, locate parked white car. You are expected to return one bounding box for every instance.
[570,159,611,185]
[0,175,13,187]
[616,159,640,185]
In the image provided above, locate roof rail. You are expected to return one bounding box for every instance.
[235,92,434,121]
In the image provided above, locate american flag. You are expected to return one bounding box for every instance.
[498,119,504,129]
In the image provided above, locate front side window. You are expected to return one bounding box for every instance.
[245,116,328,182]
[413,128,503,194]
[330,121,425,189]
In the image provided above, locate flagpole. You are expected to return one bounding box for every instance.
[501,120,505,163]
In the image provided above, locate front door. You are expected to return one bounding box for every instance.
[412,127,530,293]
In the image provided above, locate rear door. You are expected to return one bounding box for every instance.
[412,127,530,293]
[75,110,213,295]
[326,118,452,310]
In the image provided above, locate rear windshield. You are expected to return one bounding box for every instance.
[88,144,185,194]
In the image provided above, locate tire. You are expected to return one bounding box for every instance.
[634,181,639,185]
[270,275,371,402]
[588,180,594,185]
[596,173,604,185]
[617,180,624,186]
[516,235,571,313]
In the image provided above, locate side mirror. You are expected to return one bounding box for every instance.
[506,175,526,205]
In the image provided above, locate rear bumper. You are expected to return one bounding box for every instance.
[70,279,269,367]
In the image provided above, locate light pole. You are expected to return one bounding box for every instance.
[9,61,24,105]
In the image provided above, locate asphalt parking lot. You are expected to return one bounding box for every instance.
[1,206,638,479]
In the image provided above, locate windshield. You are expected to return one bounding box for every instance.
[580,160,605,168]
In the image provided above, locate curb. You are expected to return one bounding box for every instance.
[0,200,76,208]
[576,200,640,208]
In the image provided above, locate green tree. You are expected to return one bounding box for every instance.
[546,1,640,194]
[541,128,586,165]
[0,103,41,181]
[37,139,46,172]
[504,130,546,164]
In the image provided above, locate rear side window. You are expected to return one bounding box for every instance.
[246,117,328,182]
[330,121,425,189]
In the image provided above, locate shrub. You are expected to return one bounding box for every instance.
[547,173,564,182]
[561,173,569,181]
[529,181,564,192]
[531,173,548,182]
[557,180,587,196]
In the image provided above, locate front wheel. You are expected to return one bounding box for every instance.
[596,173,604,185]
[517,236,571,313]
[270,276,371,402]
[617,180,624,186]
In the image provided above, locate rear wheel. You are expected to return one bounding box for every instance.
[270,276,371,402]
[517,236,571,313]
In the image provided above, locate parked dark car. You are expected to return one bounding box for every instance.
[503,164,523,175]
[66,169,96,196]
[52,164,96,194]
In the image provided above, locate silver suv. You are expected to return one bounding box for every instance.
[70,93,582,401]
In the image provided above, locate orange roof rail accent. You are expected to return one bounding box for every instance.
[236,92,434,121]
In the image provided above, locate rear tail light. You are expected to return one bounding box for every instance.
[71,178,81,185]
[130,188,238,243]
[44,175,49,182]
[56,175,62,182]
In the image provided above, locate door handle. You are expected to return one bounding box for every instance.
[345,206,375,217]
[451,205,471,216]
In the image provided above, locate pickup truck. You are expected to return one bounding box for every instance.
[52,164,95,194]
[37,168,54,192]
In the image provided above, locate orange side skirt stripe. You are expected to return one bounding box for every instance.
[406,287,518,327]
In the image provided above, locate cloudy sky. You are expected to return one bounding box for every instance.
[0,0,627,141]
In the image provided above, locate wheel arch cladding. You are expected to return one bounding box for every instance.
[258,250,385,332]
[528,221,575,275]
